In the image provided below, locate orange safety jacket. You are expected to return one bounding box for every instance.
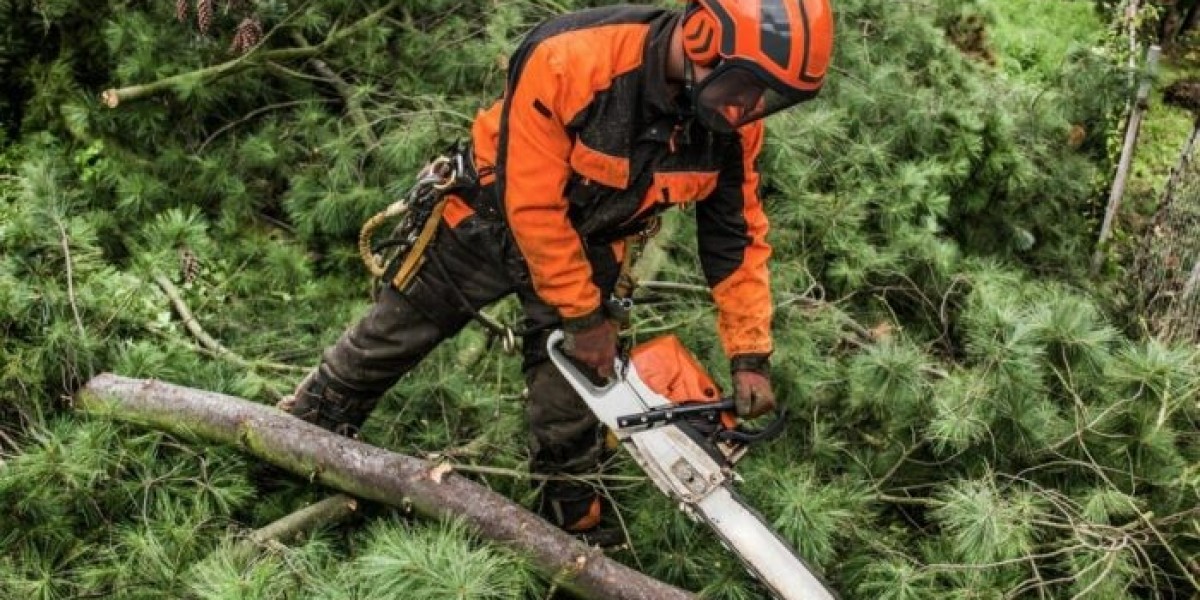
[445,5,772,360]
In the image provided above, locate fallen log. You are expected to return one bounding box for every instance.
[76,374,694,600]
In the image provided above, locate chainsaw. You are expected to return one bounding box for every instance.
[546,330,838,600]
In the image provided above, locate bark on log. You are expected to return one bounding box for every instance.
[76,374,695,600]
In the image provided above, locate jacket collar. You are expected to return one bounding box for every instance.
[642,12,683,121]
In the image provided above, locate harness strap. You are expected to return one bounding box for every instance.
[387,198,448,291]
[613,216,662,302]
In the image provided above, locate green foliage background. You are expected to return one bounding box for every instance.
[0,0,1196,598]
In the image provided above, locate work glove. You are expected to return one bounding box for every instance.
[733,371,776,418]
[563,319,619,379]
[731,354,775,419]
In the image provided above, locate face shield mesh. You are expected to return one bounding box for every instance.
[692,64,806,133]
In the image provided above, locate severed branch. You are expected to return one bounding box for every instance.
[151,272,307,374]
[247,494,359,547]
[101,1,399,108]
[76,374,695,600]
[199,494,358,570]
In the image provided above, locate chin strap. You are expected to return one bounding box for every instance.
[678,56,697,120]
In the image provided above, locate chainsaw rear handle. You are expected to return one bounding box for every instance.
[717,407,788,444]
[548,335,623,391]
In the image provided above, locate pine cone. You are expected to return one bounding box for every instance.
[229,27,247,53]
[229,16,262,54]
[197,0,213,34]
[1067,124,1087,149]
[175,0,189,23]
[180,248,200,284]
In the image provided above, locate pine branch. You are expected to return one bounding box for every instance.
[638,280,708,294]
[289,31,378,148]
[638,279,884,348]
[922,542,1087,573]
[875,493,944,508]
[54,216,86,337]
[152,272,307,374]
[76,374,697,600]
[196,99,323,153]
[101,1,401,108]
[875,440,927,489]
[639,279,876,343]
[1060,416,1200,592]
[1068,552,1120,600]
[0,426,19,453]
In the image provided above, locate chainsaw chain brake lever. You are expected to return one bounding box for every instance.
[615,399,789,445]
[615,399,736,430]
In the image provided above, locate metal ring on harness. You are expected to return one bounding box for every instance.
[499,327,517,355]
[428,156,458,191]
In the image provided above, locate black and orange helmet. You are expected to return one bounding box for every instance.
[681,0,834,132]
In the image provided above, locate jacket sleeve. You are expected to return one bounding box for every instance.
[497,42,603,327]
[695,121,773,359]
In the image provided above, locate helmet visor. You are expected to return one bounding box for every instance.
[693,64,808,133]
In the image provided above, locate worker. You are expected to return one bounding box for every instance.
[279,0,834,535]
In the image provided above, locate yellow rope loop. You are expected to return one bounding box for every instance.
[359,211,392,278]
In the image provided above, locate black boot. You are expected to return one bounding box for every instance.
[537,480,602,532]
[537,480,626,547]
[277,366,378,437]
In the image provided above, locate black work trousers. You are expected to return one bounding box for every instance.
[320,214,617,476]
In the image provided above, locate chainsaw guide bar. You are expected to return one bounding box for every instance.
[547,331,838,600]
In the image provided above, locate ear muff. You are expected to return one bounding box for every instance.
[681,6,721,67]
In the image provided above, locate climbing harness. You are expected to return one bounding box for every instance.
[358,148,667,359]
[359,147,521,354]
[359,152,468,293]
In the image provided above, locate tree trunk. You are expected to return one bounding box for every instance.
[75,374,695,600]
[1092,45,1162,275]
[1182,0,1200,37]
[1159,0,1181,46]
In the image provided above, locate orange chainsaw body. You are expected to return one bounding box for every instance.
[629,335,738,431]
